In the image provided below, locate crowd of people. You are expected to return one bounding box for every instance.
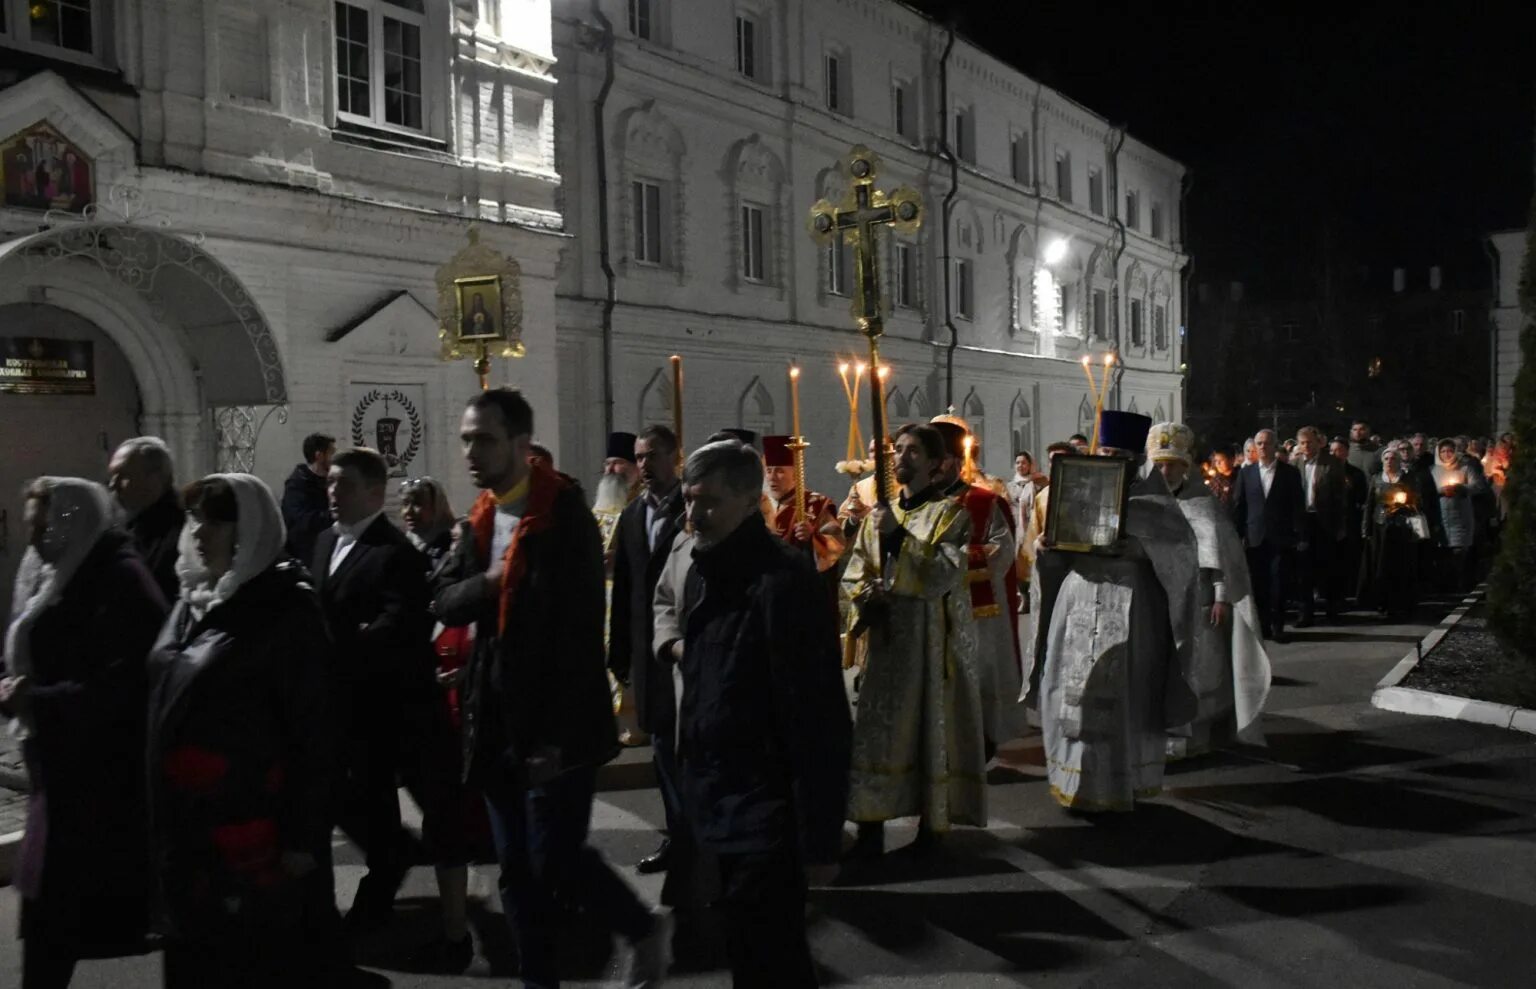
[0,387,1518,989]
[1194,421,1514,631]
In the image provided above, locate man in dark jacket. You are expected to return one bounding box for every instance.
[108,436,184,601]
[312,447,434,934]
[434,389,669,989]
[660,439,851,988]
[1232,428,1306,642]
[283,432,336,567]
[608,424,686,875]
[1291,426,1349,625]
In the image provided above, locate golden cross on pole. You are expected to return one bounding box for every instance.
[808,146,922,505]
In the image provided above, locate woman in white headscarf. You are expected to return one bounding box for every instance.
[2,477,168,989]
[145,473,338,989]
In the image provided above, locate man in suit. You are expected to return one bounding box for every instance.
[1291,426,1349,624]
[1232,428,1306,642]
[313,447,435,933]
[608,424,686,875]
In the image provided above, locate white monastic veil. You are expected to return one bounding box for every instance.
[3,478,117,733]
[176,473,287,622]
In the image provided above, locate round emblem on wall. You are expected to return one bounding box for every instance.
[350,387,423,477]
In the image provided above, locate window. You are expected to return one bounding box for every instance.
[735,15,758,79]
[740,204,766,281]
[628,0,652,39]
[827,240,851,296]
[0,0,102,62]
[1150,201,1164,240]
[335,0,427,132]
[1154,305,1168,350]
[1130,298,1144,346]
[892,83,910,138]
[1011,132,1030,184]
[824,54,845,113]
[631,180,664,264]
[1088,166,1104,216]
[954,259,974,319]
[1055,148,1072,203]
[1125,190,1140,231]
[896,244,916,308]
[1092,288,1108,340]
[953,107,974,163]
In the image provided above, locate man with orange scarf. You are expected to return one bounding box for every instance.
[432,389,670,989]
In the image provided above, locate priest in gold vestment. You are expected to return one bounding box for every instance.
[843,424,987,856]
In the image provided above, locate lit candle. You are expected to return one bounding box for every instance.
[789,363,803,440]
[669,355,684,461]
[962,434,974,480]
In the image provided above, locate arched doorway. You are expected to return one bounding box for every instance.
[0,305,143,618]
[0,222,285,615]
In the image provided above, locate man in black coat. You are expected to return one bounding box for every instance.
[312,447,434,932]
[1232,428,1306,642]
[658,439,851,987]
[433,389,669,989]
[608,424,686,875]
[108,436,184,602]
[283,432,336,568]
[1291,426,1349,625]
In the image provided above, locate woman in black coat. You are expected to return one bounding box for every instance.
[145,473,337,988]
[2,477,167,989]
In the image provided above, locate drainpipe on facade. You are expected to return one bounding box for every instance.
[938,24,959,410]
[591,2,618,435]
[1107,124,1128,406]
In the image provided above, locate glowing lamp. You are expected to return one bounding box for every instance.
[1043,239,1069,265]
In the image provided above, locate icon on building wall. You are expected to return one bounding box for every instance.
[1,121,94,212]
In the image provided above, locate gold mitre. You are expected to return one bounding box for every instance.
[929,412,972,433]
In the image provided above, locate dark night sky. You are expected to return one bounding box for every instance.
[906,0,1536,296]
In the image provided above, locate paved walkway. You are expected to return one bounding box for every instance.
[5,598,1536,987]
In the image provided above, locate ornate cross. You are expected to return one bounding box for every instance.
[808,146,922,504]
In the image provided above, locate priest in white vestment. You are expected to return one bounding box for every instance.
[1142,424,1271,758]
[1031,412,1197,812]
[843,424,986,855]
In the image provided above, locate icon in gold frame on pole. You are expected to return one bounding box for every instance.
[454,275,503,342]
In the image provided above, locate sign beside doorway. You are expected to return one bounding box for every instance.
[0,336,95,395]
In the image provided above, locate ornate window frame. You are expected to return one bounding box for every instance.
[726,134,786,296]
[615,102,688,284]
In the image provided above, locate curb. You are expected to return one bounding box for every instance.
[1369,587,1536,736]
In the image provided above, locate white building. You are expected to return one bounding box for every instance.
[1488,228,1528,435]
[0,0,560,615]
[550,0,1189,497]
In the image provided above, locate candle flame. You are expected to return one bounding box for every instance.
[1393,492,1407,505]
[877,366,891,379]
[1103,352,1115,365]
[1081,355,1091,366]
[669,354,681,364]
[855,361,867,374]
[838,361,850,374]
[789,365,801,379]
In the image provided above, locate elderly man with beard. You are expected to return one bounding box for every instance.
[595,432,641,570]
[843,424,984,858]
[609,425,687,877]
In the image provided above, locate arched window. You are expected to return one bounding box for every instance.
[961,387,986,459]
[726,134,787,292]
[616,102,688,280]
[1077,394,1094,435]
[637,365,674,428]
[1010,390,1034,459]
[736,376,776,437]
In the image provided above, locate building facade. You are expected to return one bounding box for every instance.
[550,0,1188,495]
[1489,228,1528,436]
[0,0,561,615]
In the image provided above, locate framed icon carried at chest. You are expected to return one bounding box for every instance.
[1044,454,1133,554]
